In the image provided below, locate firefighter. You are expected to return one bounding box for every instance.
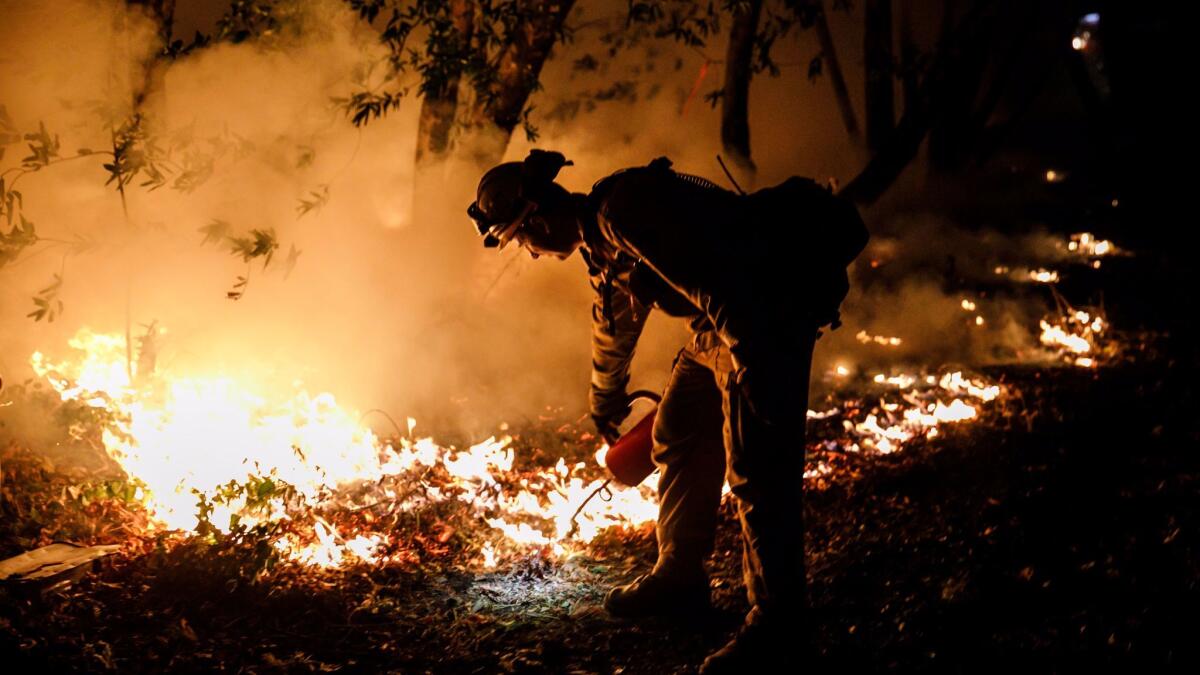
[467,150,864,673]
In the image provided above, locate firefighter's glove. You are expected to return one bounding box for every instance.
[591,385,632,445]
[592,411,629,446]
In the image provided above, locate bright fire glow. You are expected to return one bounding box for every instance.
[30,328,660,566]
[1067,232,1117,258]
[856,331,902,347]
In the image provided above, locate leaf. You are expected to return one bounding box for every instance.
[808,54,823,82]
[295,145,315,169]
[28,273,64,322]
[296,184,329,217]
[199,219,231,245]
[226,228,278,267]
[283,244,301,279]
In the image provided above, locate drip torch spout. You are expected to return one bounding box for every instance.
[564,390,663,539]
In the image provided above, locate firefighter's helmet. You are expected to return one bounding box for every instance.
[467,162,534,249]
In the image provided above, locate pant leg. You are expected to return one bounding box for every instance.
[717,333,816,621]
[651,340,727,580]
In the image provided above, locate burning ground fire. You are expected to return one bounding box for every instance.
[15,234,1125,570]
[26,329,1016,570]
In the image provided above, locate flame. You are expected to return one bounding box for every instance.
[29,328,660,566]
[1038,306,1109,367]
[856,331,903,347]
[833,370,1003,456]
[27,331,1015,568]
[1028,269,1060,284]
[1067,232,1117,258]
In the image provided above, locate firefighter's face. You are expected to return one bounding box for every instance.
[514,189,581,260]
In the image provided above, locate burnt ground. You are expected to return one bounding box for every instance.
[1,344,1197,673]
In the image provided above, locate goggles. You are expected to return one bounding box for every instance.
[467,200,536,250]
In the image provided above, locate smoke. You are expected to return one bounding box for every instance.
[0,0,1058,446]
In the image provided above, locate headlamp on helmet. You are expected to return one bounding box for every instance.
[467,199,535,249]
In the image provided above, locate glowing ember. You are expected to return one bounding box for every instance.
[1039,307,1109,367]
[1028,269,1060,284]
[874,373,917,389]
[827,369,1007,456]
[1040,321,1091,354]
[939,372,1001,402]
[856,331,903,347]
[1067,232,1117,258]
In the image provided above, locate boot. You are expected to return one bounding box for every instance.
[603,573,710,618]
[698,617,798,674]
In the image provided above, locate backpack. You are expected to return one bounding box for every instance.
[745,176,869,330]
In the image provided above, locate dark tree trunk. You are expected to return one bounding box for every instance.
[462,0,576,168]
[815,0,858,140]
[897,0,918,115]
[415,0,475,168]
[863,0,894,156]
[720,0,763,178]
[127,0,175,43]
[125,0,175,109]
[840,1,994,204]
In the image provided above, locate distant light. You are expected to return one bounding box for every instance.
[1082,12,1100,26]
[1110,198,1119,207]
[1045,169,1065,183]
[1072,35,1087,51]
[975,316,985,326]
[1092,260,1102,269]
[961,299,977,311]
[835,365,850,377]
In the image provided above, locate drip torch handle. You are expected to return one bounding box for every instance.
[626,389,663,406]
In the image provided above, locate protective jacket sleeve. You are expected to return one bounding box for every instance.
[588,267,648,422]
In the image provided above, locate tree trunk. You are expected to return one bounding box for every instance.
[125,0,175,109]
[415,0,475,168]
[127,0,175,43]
[815,0,858,140]
[461,0,576,168]
[720,0,763,179]
[863,0,894,156]
[840,1,993,204]
[897,0,918,115]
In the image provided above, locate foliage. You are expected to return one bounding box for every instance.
[27,273,64,322]
[623,0,839,108]
[337,0,573,140]
[199,224,281,300]
[296,184,330,217]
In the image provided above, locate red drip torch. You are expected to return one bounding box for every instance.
[567,390,662,537]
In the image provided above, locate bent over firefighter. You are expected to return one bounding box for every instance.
[467,150,867,673]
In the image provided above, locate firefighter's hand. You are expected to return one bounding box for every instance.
[591,408,629,445]
[592,414,623,445]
